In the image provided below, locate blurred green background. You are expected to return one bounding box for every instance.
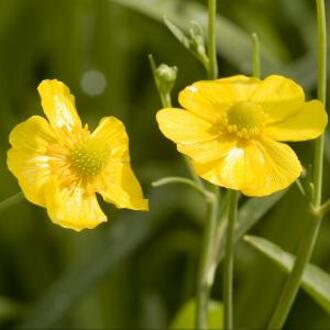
[0,0,329,329]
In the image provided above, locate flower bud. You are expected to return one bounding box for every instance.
[155,64,178,95]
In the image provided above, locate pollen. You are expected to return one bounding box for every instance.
[69,140,109,178]
[223,102,266,138]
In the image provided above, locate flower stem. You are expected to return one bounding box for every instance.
[0,192,23,214]
[223,189,238,330]
[196,187,219,330]
[207,0,218,79]
[195,2,220,328]
[268,0,327,328]
[313,0,327,207]
[251,32,261,78]
[152,177,214,201]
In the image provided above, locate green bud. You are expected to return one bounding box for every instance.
[155,63,178,95]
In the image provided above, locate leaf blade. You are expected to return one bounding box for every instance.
[244,235,330,313]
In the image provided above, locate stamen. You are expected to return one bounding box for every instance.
[222,102,266,138]
[68,140,109,178]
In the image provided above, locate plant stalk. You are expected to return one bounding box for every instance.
[223,190,238,330]
[196,187,219,330]
[251,32,261,78]
[268,0,327,328]
[207,0,218,79]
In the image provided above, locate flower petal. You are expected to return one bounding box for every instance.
[266,100,328,141]
[7,116,57,206]
[178,135,237,163]
[156,108,216,145]
[193,138,302,197]
[46,180,107,231]
[178,75,260,122]
[97,162,148,211]
[91,116,129,160]
[251,75,305,104]
[38,79,82,133]
[92,116,148,210]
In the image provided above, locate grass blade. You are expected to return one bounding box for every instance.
[245,235,330,313]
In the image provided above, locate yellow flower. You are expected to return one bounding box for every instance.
[7,79,148,231]
[156,75,328,196]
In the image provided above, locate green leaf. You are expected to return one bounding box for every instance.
[170,299,223,330]
[110,0,282,73]
[163,17,208,68]
[244,235,330,313]
[164,16,191,50]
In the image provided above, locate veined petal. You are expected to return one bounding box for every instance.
[251,75,305,104]
[242,139,302,196]
[7,116,57,206]
[193,138,302,197]
[92,116,129,160]
[38,79,82,133]
[178,135,237,163]
[178,75,260,122]
[46,180,107,231]
[97,162,148,211]
[266,100,328,141]
[156,108,216,145]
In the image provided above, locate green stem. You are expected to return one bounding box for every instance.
[0,192,23,214]
[223,190,238,330]
[149,55,205,189]
[313,0,327,208]
[196,187,219,330]
[268,0,327,328]
[251,32,261,78]
[152,177,214,201]
[207,0,218,79]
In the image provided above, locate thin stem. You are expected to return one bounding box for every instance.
[251,32,261,78]
[223,190,238,330]
[268,0,327,328]
[196,187,219,330]
[149,54,205,189]
[313,0,327,207]
[207,0,218,79]
[183,157,205,189]
[0,192,23,214]
[152,177,214,201]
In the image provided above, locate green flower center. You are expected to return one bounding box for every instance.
[69,140,109,178]
[224,102,266,138]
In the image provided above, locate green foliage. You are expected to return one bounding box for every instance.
[245,235,330,313]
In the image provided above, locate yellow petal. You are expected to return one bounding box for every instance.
[266,100,328,141]
[7,116,57,206]
[156,108,216,145]
[178,75,260,122]
[46,180,107,231]
[242,139,302,196]
[91,116,129,160]
[251,75,305,104]
[178,135,237,163]
[97,162,148,211]
[37,79,82,134]
[193,138,302,197]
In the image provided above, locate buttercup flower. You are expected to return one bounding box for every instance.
[157,75,328,196]
[8,80,148,231]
